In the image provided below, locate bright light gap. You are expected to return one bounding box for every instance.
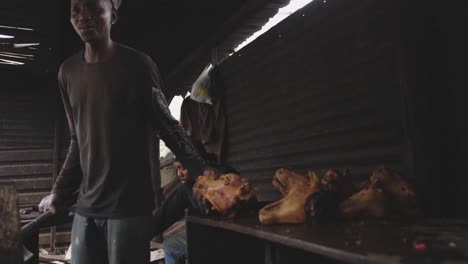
[0,58,25,65]
[14,43,40,48]
[0,51,34,57]
[0,34,14,39]
[0,53,34,60]
[0,25,35,31]
[232,0,314,54]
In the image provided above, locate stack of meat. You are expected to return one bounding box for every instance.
[258,167,419,224]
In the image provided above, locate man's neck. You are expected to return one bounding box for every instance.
[83,38,116,63]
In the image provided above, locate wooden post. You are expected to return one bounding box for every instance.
[0,183,22,263]
[50,114,62,253]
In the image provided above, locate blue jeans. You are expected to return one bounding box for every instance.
[71,213,151,264]
[163,229,187,264]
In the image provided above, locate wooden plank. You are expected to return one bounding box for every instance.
[187,216,468,264]
[0,177,52,191]
[17,191,50,206]
[39,232,71,246]
[39,253,69,262]
[0,149,53,162]
[0,163,53,177]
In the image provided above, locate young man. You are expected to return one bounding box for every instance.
[47,0,205,263]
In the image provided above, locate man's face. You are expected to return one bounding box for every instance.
[70,0,115,43]
[174,161,190,183]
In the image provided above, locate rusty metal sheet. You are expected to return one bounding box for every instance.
[220,0,406,202]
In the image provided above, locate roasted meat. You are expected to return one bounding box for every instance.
[259,168,321,224]
[193,173,256,218]
[339,167,419,219]
[338,180,387,218]
[371,167,416,205]
[370,167,419,216]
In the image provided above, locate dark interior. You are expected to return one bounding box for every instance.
[1,0,468,263]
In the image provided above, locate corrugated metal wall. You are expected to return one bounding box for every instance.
[0,72,57,207]
[0,71,70,248]
[442,1,468,217]
[453,3,468,217]
[219,0,408,201]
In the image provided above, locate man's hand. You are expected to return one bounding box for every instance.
[45,193,70,216]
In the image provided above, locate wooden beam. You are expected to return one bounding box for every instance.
[0,149,53,162]
[17,191,50,206]
[0,163,53,177]
[39,232,71,247]
[0,177,52,190]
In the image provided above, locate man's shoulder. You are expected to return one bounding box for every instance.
[117,44,153,65]
[60,50,83,70]
[58,52,82,78]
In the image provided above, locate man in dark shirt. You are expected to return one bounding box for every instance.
[47,0,205,263]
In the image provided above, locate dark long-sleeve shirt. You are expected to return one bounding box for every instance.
[52,44,205,218]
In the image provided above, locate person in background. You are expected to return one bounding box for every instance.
[46,0,205,263]
[159,155,238,264]
[158,158,193,264]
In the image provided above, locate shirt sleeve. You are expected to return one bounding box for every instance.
[144,56,206,178]
[51,67,83,197]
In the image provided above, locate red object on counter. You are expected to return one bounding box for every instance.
[414,242,426,251]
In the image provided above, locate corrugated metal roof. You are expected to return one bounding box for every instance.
[0,0,261,76]
[0,2,60,72]
[166,0,291,97]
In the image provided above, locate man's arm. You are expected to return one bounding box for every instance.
[49,73,82,213]
[145,58,206,178]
